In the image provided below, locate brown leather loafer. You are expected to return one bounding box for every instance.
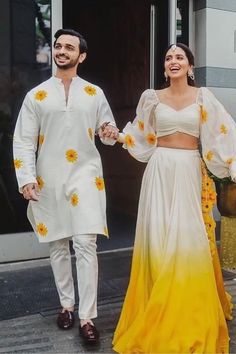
[57,310,75,329]
[79,322,100,345]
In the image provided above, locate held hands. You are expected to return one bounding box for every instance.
[22,183,40,201]
[98,122,119,140]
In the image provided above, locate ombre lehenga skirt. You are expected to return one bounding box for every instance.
[113,147,231,354]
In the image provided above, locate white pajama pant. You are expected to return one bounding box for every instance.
[49,234,98,319]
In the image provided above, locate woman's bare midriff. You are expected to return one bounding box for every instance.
[157,132,199,150]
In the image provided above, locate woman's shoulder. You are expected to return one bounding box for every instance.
[154,88,168,102]
[139,88,159,102]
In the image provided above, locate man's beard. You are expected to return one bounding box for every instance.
[54,56,79,70]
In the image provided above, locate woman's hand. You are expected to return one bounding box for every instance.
[98,122,119,140]
[22,183,40,201]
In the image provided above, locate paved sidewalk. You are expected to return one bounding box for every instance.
[0,249,236,353]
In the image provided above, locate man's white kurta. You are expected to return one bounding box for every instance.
[13,76,116,242]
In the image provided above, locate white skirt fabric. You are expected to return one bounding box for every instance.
[113,147,230,354]
[139,147,208,265]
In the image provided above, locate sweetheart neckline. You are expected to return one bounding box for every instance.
[158,102,199,112]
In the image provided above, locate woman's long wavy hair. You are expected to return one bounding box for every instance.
[163,43,196,87]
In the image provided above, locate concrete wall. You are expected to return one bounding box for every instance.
[194,0,236,118]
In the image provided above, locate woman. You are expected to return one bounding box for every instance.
[112,43,235,353]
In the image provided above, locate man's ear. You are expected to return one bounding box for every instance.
[79,52,87,63]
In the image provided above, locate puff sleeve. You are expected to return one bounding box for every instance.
[118,89,158,162]
[199,87,236,181]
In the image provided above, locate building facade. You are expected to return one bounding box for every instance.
[0,0,235,262]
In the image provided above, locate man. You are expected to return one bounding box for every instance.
[13,28,119,344]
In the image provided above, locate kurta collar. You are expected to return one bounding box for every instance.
[51,75,80,84]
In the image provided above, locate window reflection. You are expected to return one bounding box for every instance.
[177,0,189,45]
[0,0,51,234]
[35,0,51,66]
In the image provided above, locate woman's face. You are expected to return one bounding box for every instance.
[164,46,191,81]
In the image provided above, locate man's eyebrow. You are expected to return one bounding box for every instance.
[55,42,76,48]
[65,43,76,48]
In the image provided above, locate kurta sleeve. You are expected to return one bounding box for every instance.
[13,93,39,191]
[199,87,236,181]
[96,90,117,146]
[118,89,158,162]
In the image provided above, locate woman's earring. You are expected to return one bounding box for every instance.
[164,72,168,81]
[188,70,195,81]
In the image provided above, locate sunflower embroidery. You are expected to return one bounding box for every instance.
[84,85,97,96]
[36,176,44,190]
[208,189,216,203]
[137,120,144,131]
[39,134,44,146]
[71,193,79,206]
[36,223,48,237]
[220,124,228,134]
[201,161,217,257]
[146,133,157,145]
[203,213,216,230]
[124,134,135,148]
[226,158,234,166]
[205,151,214,161]
[200,106,208,123]
[202,200,214,213]
[66,149,78,163]
[35,90,48,101]
[95,177,105,191]
[14,158,23,169]
[88,128,93,140]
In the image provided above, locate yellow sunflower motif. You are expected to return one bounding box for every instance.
[204,178,214,189]
[14,158,23,169]
[66,149,78,163]
[208,189,216,203]
[36,223,48,237]
[146,133,157,145]
[88,128,93,140]
[36,176,44,190]
[202,212,211,223]
[205,151,214,161]
[137,120,144,131]
[39,134,44,146]
[95,177,105,191]
[84,85,97,96]
[220,124,228,134]
[200,106,208,123]
[124,134,135,148]
[71,193,79,206]
[226,158,234,165]
[34,90,48,101]
[201,189,208,201]
[103,226,108,236]
[202,200,214,213]
[208,239,216,256]
[205,217,216,232]
[201,160,217,254]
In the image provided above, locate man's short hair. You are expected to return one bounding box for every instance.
[54,29,88,53]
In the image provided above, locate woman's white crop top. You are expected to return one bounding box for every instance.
[155,101,200,138]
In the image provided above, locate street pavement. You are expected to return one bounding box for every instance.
[0,248,236,353]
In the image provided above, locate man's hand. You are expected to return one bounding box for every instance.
[22,183,40,201]
[98,122,119,140]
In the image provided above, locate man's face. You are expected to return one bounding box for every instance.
[53,34,84,70]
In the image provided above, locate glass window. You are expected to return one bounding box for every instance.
[177,0,189,45]
[0,0,51,234]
